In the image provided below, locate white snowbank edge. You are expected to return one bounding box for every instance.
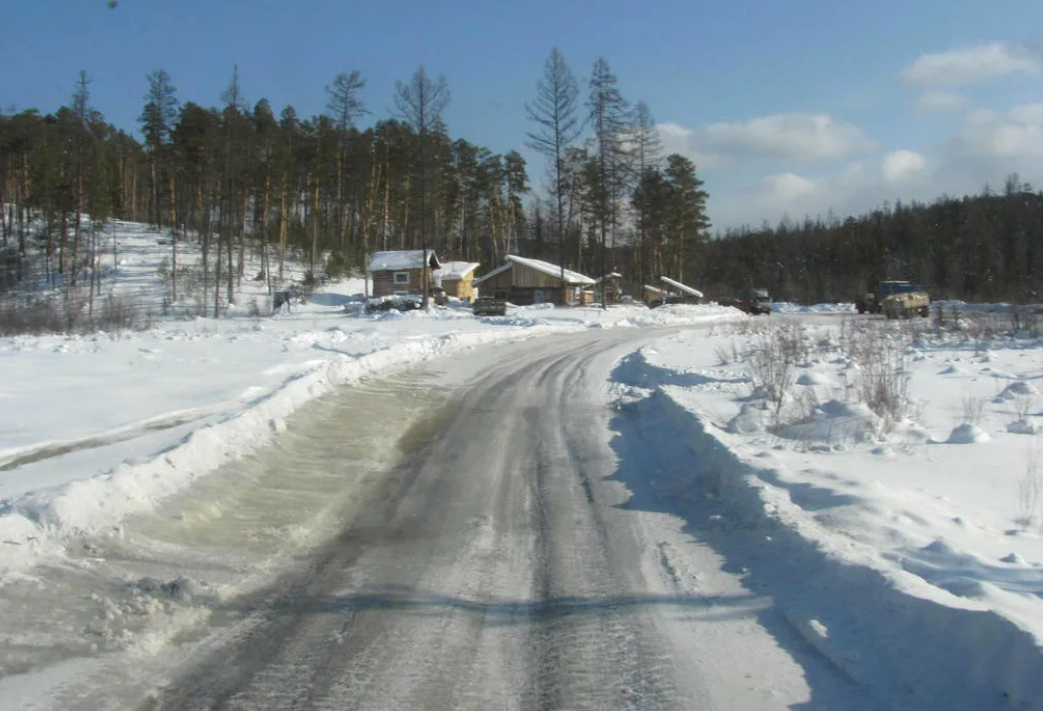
[0,310,735,578]
[613,351,1043,710]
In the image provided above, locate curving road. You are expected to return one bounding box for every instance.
[55,327,852,710]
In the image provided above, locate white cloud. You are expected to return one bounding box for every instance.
[913,90,971,113]
[762,172,817,201]
[711,104,1043,228]
[959,103,1043,157]
[657,113,874,168]
[902,42,1040,86]
[882,150,926,182]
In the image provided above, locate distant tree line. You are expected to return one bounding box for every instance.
[0,51,714,312]
[701,175,1043,303]
[3,52,1038,312]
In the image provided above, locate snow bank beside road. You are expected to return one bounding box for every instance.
[609,326,1043,710]
[0,301,737,579]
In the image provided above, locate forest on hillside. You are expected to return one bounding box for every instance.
[1,50,1041,311]
[0,52,709,314]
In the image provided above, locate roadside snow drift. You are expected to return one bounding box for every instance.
[607,322,1043,710]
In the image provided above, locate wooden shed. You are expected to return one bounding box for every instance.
[435,261,481,302]
[643,284,666,306]
[660,276,704,302]
[473,254,595,306]
[593,272,624,305]
[368,250,441,298]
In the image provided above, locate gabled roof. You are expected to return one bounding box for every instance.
[660,276,703,298]
[368,250,440,272]
[472,262,513,285]
[473,255,595,286]
[595,272,623,284]
[643,284,666,294]
[435,261,480,280]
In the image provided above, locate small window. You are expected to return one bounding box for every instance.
[393,271,410,285]
[533,289,545,304]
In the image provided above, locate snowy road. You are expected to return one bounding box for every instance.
[44,327,865,711]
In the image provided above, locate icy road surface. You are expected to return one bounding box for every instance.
[39,328,870,711]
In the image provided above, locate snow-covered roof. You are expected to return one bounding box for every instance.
[504,254,595,285]
[643,284,666,294]
[435,261,480,280]
[368,250,440,272]
[596,272,624,283]
[660,276,703,298]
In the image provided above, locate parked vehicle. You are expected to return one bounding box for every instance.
[649,294,684,309]
[472,295,507,316]
[855,281,930,318]
[723,288,772,315]
[364,295,423,313]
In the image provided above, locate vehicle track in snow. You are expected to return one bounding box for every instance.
[48,327,843,711]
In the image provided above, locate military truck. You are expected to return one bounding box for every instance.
[855,281,930,318]
[472,295,507,316]
[722,288,772,315]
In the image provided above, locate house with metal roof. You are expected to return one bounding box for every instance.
[473,255,595,306]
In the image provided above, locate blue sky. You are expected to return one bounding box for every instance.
[2,0,1042,228]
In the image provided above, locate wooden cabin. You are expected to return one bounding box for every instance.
[643,284,667,306]
[473,255,595,306]
[368,250,441,298]
[593,272,624,304]
[435,261,481,302]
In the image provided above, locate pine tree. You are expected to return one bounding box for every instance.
[325,71,367,248]
[586,58,629,306]
[139,69,178,230]
[525,48,582,302]
[394,66,450,308]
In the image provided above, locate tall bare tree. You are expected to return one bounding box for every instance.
[629,100,662,285]
[394,66,449,308]
[326,71,367,248]
[525,48,582,304]
[587,58,629,308]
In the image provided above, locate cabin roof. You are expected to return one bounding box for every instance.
[368,250,440,271]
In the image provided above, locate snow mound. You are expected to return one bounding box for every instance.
[725,402,768,434]
[994,381,1037,402]
[795,371,835,387]
[776,399,881,444]
[945,423,991,444]
[1007,420,1041,435]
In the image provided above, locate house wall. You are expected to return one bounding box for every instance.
[371,268,435,297]
[443,275,475,301]
[478,263,593,305]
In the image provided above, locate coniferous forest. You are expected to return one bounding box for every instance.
[1,51,1042,312]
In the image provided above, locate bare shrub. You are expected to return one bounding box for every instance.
[747,327,798,428]
[0,293,150,335]
[854,339,910,433]
[1015,394,1034,423]
[959,394,987,427]
[1015,449,1042,530]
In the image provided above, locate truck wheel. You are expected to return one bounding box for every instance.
[919,307,930,317]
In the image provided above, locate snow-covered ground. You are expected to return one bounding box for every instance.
[0,221,740,581]
[6,219,1042,708]
[608,318,1043,709]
